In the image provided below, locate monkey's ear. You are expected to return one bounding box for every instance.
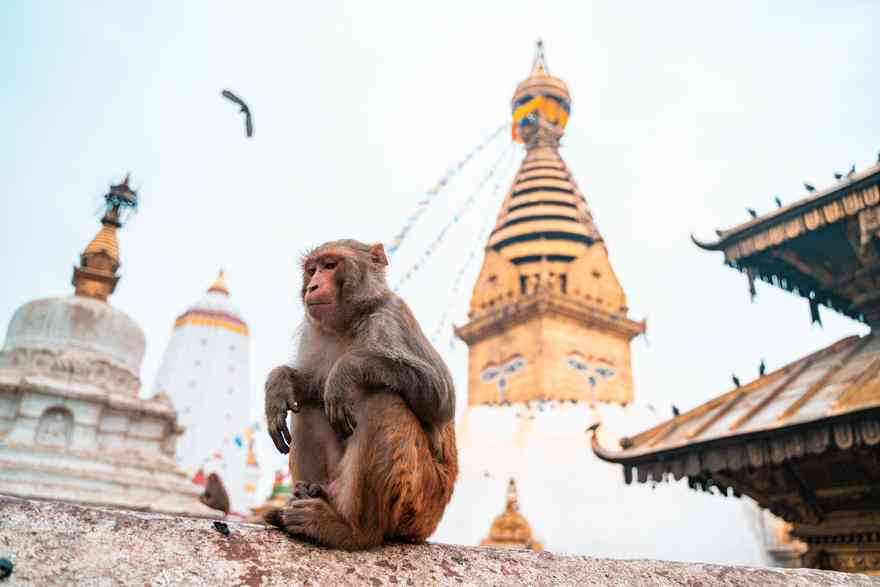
[370,243,389,266]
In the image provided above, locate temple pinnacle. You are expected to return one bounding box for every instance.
[72,175,139,301]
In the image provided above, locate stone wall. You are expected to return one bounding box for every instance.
[0,495,872,586]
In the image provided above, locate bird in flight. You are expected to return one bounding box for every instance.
[221,89,253,138]
[803,182,816,192]
[774,196,782,208]
[747,208,758,219]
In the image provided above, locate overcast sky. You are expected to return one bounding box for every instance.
[2,2,877,480]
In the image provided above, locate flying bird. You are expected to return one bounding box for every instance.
[759,359,766,377]
[221,89,253,138]
[672,405,680,417]
[804,182,816,192]
[747,208,758,219]
[847,164,856,178]
[774,196,782,208]
[732,374,741,388]
[834,172,843,180]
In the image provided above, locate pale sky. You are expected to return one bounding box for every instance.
[2,2,877,482]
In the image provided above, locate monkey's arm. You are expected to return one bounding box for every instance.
[324,300,455,436]
[265,365,323,454]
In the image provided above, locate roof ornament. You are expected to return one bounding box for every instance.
[531,38,548,76]
[505,477,520,512]
[72,174,139,301]
[208,269,230,296]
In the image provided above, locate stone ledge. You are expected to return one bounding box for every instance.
[0,495,873,586]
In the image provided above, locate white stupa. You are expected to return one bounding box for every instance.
[431,43,769,565]
[0,177,217,517]
[151,270,254,514]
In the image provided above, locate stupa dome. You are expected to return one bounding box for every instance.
[3,295,145,378]
[172,270,248,335]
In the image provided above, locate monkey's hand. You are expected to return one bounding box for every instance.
[324,354,362,437]
[265,365,300,454]
[324,382,357,437]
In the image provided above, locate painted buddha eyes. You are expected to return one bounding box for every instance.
[481,355,527,392]
[566,353,616,389]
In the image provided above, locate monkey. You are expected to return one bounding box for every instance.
[262,239,458,550]
[200,472,230,515]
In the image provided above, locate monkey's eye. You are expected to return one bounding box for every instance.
[324,261,338,270]
[306,266,316,276]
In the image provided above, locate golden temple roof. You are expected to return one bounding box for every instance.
[593,331,880,472]
[480,478,542,551]
[690,161,880,325]
[693,162,880,254]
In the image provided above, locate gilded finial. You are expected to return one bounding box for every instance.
[531,38,548,76]
[506,478,519,512]
[72,175,139,301]
[208,269,230,296]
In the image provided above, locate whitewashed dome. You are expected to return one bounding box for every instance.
[3,295,146,377]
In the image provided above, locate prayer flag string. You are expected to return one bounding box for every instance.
[387,123,507,257]
[429,145,521,345]
[392,142,514,292]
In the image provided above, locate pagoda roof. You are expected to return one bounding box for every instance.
[692,162,880,325]
[592,331,880,477]
[693,162,880,256]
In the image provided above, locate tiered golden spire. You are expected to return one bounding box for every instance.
[456,43,644,407]
[480,478,543,551]
[72,175,138,301]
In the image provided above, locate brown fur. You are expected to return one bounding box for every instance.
[263,240,458,550]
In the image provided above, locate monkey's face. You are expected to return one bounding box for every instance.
[303,254,342,323]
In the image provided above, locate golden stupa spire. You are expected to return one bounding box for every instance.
[72,175,138,301]
[456,44,645,407]
[480,478,543,551]
[208,269,230,296]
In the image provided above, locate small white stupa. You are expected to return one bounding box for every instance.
[151,270,254,514]
[0,177,217,517]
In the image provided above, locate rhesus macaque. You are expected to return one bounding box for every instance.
[200,472,230,515]
[263,239,458,550]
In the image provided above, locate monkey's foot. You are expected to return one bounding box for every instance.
[262,506,284,528]
[291,481,327,501]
